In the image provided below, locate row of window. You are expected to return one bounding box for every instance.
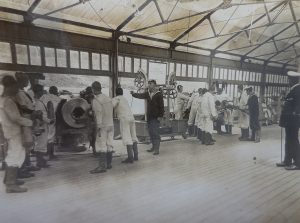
[169,62,208,79]
[266,73,289,84]
[213,67,262,83]
[118,56,148,73]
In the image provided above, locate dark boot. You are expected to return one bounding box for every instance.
[205,133,214,145]
[197,129,202,141]
[188,125,193,136]
[90,152,107,174]
[249,129,256,141]
[244,128,250,139]
[201,131,205,144]
[193,126,198,137]
[107,152,113,169]
[239,129,248,141]
[153,140,160,155]
[36,152,50,168]
[5,167,27,193]
[23,154,40,172]
[225,125,229,134]
[133,142,138,161]
[47,143,58,160]
[17,168,35,179]
[228,125,232,134]
[122,145,133,164]
[239,129,244,140]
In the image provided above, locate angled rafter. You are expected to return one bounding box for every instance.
[27,0,42,13]
[154,0,164,23]
[289,1,300,35]
[214,1,286,50]
[208,17,217,37]
[244,21,299,57]
[116,0,153,31]
[267,38,300,61]
[172,11,216,44]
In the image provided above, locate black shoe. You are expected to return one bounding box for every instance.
[147,148,154,153]
[25,165,41,172]
[49,155,58,161]
[285,165,300,170]
[90,167,107,174]
[18,171,35,179]
[276,162,288,167]
[121,158,133,164]
[153,152,159,155]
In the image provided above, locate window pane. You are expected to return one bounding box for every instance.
[198,66,203,78]
[141,59,147,72]
[203,66,208,78]
[181,64,186,77]
[118,56,124,72]
[80,51,89,69]
[169,62,175,74]
[92,53,100,70]
[45,47,55,67]
[101,54,109,71]
[0,42,12,63]
[134,58,140,72]
[125,57,132,73]
[56,49,67,68]
[70,50,79,69]
[176,63,181,76]
[187,64,192,77]
[192,65,197,77]
[15,44,28,64]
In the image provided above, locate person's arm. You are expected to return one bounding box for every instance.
[178,93,190,101]
[4,98,32,127]
[209,95,217,118]
[112,98,119,108]
[131,91,148,99]
[92,99,103,128]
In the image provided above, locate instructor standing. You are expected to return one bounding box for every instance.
[131,79,164,155]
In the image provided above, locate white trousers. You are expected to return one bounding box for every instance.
[48,122,56,143]
[95,126,114,153]
[202,116,214,134]
[35,123,48,153]
[120,118,138,146]
[5,133,26,167]
[224,109,233,125]
[188,107,198,126]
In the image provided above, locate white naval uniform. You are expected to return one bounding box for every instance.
[41,93,62,143]
[92,94,114,152]
[237,91,249,129]
[0,97,32,167]
[174,92,190,120]
[200,92,217,134]
[34,99,51,153]
[112,95,138,146]
[187,93,200,126]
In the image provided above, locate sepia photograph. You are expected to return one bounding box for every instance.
[0,0,300,222]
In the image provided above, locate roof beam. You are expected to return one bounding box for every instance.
[289,1,300,35]
[116,0,153,31]
[172,11,216,44]
[208,17,217,37]
[27,0,42,13]
[214,1,286,50]
[244,21,299,57]
[267,38,300,61]
[154,0,164,23]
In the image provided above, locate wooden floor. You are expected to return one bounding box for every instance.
[1,125,300,223]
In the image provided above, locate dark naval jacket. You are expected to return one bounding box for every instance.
[279,83,300,128]
[132,90,164,122]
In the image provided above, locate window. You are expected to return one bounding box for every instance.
[187,64,193,77]
[169,62,175,74]
[125,57,132,73]
[101,54,109,71]
[70,50,79,69]
[141,59,147,72]
[29,46,41,66]
[176,63,181,76]
[92,53,100,70]
[80,51,89,69]
[0,42,12,63]
[45,47,56,67]
[15,44,28,64]
[192,65,198,78]
[203,66,208,78]
[56,49,67,68]
[134,58,140,72]
[118,56,124,72]
[181,64,186,77]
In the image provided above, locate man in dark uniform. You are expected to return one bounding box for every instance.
[245,87,261,143]
[277,71,300,170]
[131,79,164,155]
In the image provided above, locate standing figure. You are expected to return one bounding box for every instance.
[131,79,164,155]
[174,85,190,120]
[32,84,53,168]
[245,87,261,143]
[113,87,138,163]
[196,88,205,143]
[187,89,201,136]
[1,75,32,193]
[277,72,300,170]
[237,85,250,141]
[90,81,114,174]
[200,86,218,145]
[41,86,62,160]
